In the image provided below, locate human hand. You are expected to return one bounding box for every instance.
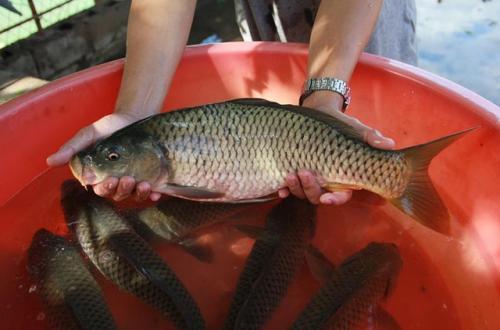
[278,92,395,205]
[46,113,162,202]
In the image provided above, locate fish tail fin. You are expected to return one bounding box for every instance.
[391,127,477,235]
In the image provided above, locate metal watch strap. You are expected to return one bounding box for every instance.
[299,77,351,111]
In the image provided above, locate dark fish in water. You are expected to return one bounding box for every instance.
[129,197,262,241]
[69,98,476,234]
[27,229,116,330]
[290,242,403,330]
[124,197,266,262]
[225,196,316,330]
[223,216,282,330]
[60,180,205,330]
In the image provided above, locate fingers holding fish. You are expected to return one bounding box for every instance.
[134,181,153,201]
[326,108,396,149]
[319,190,352,205]
[284,173,306,200]
[296,170,322,204]
[284,170,353,206]
[92,177,119,198]
[112,176,136,201]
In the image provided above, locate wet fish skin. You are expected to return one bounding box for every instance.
[229,196,316,330]
[60,180,205,330]
[27,229,116,330]
[70,98,474,234]
[290,242,403,330]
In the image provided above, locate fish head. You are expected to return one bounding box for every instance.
[70,132,165,186]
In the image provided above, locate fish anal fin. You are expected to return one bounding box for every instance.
[305,245,336,284]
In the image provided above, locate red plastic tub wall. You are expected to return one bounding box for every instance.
[0,42,499,329]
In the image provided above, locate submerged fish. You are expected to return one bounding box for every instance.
[124,197,265,262]
[60,180,205,330]
[69,98,474,234]
[27,229,116,330]
[126,197,262,242]
[225,196,316,330]
[290,242,403,330]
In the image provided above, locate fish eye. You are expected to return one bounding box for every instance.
[107,152,120,161]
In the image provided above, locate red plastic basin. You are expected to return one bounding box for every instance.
[0,42,499,329]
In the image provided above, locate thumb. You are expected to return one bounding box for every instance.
[46,125,96,167]
[332,112,395,149]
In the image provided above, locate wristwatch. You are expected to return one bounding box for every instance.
[299,77,351,112]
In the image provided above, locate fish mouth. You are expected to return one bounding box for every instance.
[69,156,98,186]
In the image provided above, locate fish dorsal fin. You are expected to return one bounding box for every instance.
[229,98,364,142]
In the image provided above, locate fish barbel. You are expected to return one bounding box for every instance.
[60,180,205,330]
[27,229,116,330]
[70,98,475,234]
[290,242,403,330]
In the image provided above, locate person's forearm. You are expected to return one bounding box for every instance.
[305,0,383,110]
[115,0,197,118]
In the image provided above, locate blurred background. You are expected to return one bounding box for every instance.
[0,0,498,105]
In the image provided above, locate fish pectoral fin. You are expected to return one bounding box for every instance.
[233,224,266,239]
[158,183,226,200]
[305,245,336,284]
[324,183,362,192]
[178,238,214,263]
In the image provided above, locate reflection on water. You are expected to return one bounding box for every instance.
[0,167,463,329]
[417,0,500,105]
